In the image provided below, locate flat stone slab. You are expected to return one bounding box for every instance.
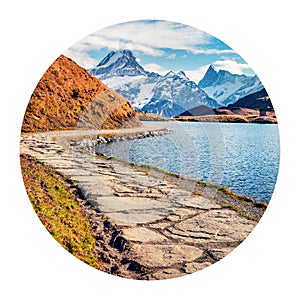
[207,247,235,260]
[94,196,173,214]
[20,130,259,280]
[130,244,204,268]
[165,209,255,244]
[106,210,171,225]
[111,183,134,194]
[149,221,172,229]
[171,207,198,218]
[163,188,192,199]
[70,175,106,183]
[151,268,183,280]
[56,168,95,176]
[122,227,167,243]
[182,261,212,274]
[79,182,112,198]
[174,195,221,210]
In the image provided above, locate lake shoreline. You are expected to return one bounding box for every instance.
[139,113,277,124]
[94,121,279,203]
[20,124,268,214]
[20,128,266,279]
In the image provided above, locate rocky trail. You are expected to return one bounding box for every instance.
[20,126,259,280]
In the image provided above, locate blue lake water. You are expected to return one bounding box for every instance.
[96,121,280,203]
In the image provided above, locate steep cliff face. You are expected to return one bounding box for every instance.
[21,55,140,133]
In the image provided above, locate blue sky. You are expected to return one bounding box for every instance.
[64,20,255,82]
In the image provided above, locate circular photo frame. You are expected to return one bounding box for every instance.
[20,20,280,280]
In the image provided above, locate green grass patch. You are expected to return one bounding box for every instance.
[20,154,101,269]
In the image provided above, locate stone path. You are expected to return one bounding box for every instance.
[20,128,257,280]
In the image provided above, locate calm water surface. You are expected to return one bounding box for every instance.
[96,121,280,203]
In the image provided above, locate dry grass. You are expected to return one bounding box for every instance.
[138,112,171,121]
[21,55,140,133]
[20,154,101,269]
[174,114,277,124]
[174,114,249,123]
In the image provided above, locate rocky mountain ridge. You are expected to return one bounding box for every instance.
[198,65,264,106]
[89,50,219,117]
[91,49,148,79]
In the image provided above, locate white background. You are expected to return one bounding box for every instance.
[1,1,299,299]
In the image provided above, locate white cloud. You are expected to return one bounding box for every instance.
[143,63,169,75]
[166,53,176,59]
[64,47,98,69]
[97,20,211,53]
[185,66,210,83]
[63,20,219,67]
[212,60,253,75]
[63,21,243,76]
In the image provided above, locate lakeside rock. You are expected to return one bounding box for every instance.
[70,128,173,149]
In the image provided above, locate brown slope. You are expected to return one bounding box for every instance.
[21,55,141,133]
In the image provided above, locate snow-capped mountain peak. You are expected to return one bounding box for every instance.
[198,65,220,88]
[198,64,263,106]
[96,50,124,68]
[176,70,189,80]
[90,49,148,79]
[209,64,218,72]
[164,71,176,78]
[89,50,220,117]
